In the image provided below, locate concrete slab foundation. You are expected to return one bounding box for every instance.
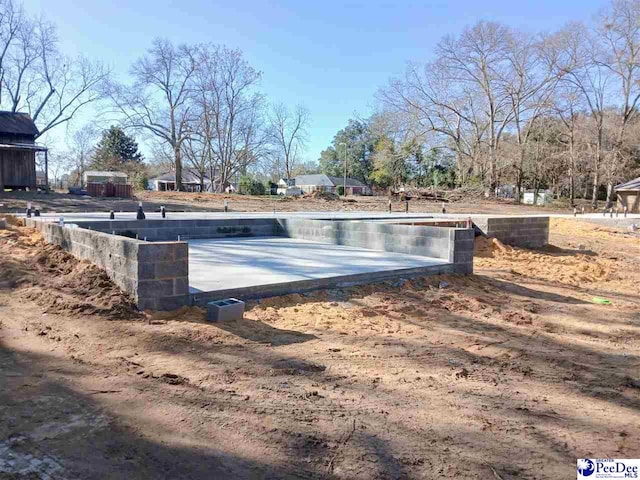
[188,236,448,293]
[24,213,485,310]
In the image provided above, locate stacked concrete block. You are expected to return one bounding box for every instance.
[136,242,189,311]
[26,218,189,311]
[76,218,280,241]
[25,215,479,312]
[27,219,143,301]
[448,228,475,274]
[473,216,549,248]
[277,218,471,266]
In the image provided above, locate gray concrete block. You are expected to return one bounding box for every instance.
[207,298,245,322]
[156,294,189,311]
[454,252,474,263]
[454,229,475,241]
[137,262,156,280]
[137,297,158,311]
[155,260,188,279]
[138,243,177,261]
[453,263,473,274]
[174,244,189,260]
[117,275,139,297]
[138,279,174,297]
[174,277,189,295]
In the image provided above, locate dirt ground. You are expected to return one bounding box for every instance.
[1,218,639,479]
[1,189,573,215]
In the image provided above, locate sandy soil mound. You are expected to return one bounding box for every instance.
[0,215,638,479]
[0,222,139,319]
[474,235,619,286]
[3,214,24,226]
[474,236,510,258]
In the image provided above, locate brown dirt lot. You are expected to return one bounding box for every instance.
[0,218,639,479]
[1,189,573,215]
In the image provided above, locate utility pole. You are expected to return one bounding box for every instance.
[339,142,347,196]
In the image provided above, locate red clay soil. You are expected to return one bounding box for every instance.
[0,218,638,479]
[1,188,575,215]
[0,219,138,319]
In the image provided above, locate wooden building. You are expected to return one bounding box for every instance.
[0,111,47,191]
[616,177,640,213]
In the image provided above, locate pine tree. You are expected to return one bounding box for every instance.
[91,126,144,170]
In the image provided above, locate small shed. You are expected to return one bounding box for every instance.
[615,177,640,213]
[522,190,553,206]
[0,111,47,191]
[83,170,128,185]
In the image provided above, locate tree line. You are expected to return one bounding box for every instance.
[0,0,108,138]
[371,0,640,206]
[0,0,310,192]
[3,0,640,203]
[314,0,640,206]
[108,39,310,191]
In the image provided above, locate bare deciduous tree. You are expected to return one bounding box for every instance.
[551,83,585,205]
[0,0,109,138]
[373,3,640,202]
[65,123,97,186]
[193,45,265,191]
[110,38,198,191]
[555,23,611,208]
[436,21,515,194]
[596,0,640,203]
[379,61,487,185]
[504,31,565,202]
[267,103,309,179]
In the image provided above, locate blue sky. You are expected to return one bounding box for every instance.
[24,0,605,163]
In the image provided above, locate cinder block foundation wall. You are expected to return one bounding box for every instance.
[277,219,474,274]
[26,219,189,311]
[449,228,475,274]
[472,216,549,248]
[26,217,476,311]
[136,242,189,310]
[75,218,279,241]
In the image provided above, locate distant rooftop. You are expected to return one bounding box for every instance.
[149,168,212,184]
[294,174,366,187]
[616,177,640,191]
[84,170,128,177]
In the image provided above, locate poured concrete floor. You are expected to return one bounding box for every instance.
[188,236,447,293]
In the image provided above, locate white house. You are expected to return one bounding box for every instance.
[148,168,217,192]
[292,174,371,195]
[276,178,301,196]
